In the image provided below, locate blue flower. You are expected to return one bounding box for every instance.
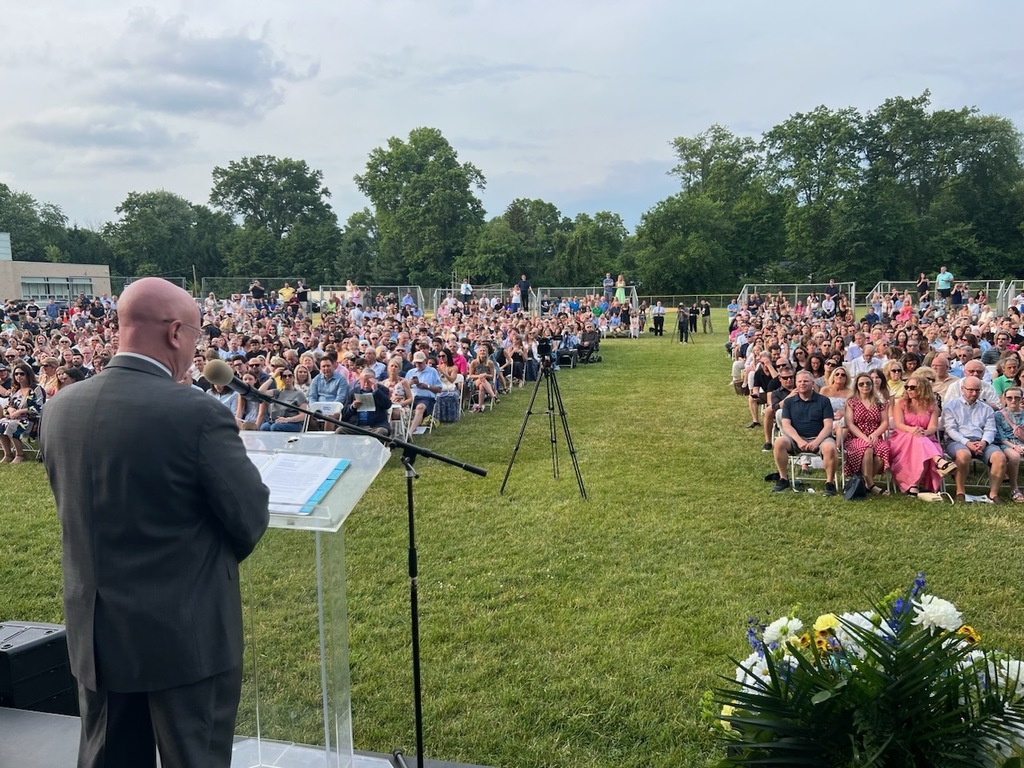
[911,572,926,597]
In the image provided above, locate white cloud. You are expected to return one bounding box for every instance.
[0,0,1022,232]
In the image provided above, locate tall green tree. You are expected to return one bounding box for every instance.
[62,226,116,268]
[457,217,523,284]
[103,190,230,277]
[355,127,486,285]
[0,183,68,261]
[553,212,629,285]
[670,123,760,204]
[666,126,784,284]
[502,198,572,283]
[210,155,333,240]
[337,209,381,285]
[762,105,863,277]
[633,194,732,293]
[277,216,343,286]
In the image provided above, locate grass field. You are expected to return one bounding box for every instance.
[4,310,1024,767]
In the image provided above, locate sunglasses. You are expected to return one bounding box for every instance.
[857,381,873,387]
[890,368,903,374]
[904,385,918,391]
[1006,396,1022,401]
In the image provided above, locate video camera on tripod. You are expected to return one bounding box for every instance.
[536,337,554,365]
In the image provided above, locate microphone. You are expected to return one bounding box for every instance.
[203,359,260,398]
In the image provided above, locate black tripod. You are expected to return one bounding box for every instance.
[500,356,586,499]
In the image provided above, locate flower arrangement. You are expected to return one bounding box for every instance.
[709,574,1024,767]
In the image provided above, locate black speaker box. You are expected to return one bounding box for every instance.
[0,621,79,715]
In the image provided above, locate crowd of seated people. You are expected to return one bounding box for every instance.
[0,282,621,452]
[731,276,1024,502]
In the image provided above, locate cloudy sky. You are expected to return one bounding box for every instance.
[2,0,1022,233]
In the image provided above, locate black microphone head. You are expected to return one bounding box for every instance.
[203,358,235,387]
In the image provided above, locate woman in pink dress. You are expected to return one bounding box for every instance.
[844,374,891,494]
[889,373,955,495]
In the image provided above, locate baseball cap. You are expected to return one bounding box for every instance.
[412,351,427,363]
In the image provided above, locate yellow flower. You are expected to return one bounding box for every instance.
[720,704,735,731]
[793,632,811,649]
[814,613,839,632]
[957,625,981,644]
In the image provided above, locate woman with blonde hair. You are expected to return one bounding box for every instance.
[38,357,61,398]
[889,373,955,495]
[293,363,313,397]
[882,359,906,398]
[819,365,854,427]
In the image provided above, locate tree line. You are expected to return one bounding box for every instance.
[2,91,1021,294]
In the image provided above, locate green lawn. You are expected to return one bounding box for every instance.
[4,311,1024,767]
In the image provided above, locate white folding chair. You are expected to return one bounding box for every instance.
[305,401,343,431]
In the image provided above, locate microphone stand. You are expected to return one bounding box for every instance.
[235,380,484,768]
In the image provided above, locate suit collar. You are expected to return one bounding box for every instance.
[108,353,173,379]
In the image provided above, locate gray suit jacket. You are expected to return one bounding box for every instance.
[42,355,270,692]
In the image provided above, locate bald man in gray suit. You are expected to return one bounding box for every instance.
[42,278,270,768]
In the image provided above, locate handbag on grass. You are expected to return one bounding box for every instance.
[844,476,867,501]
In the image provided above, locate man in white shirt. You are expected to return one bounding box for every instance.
[943,376,1005,502]
[848,344,882,377]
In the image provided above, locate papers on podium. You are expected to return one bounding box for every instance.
[248,453,350,515]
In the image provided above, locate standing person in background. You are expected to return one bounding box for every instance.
[936,266,955,301]
[460,277,473,306]
[689,302,699,336]
[677,304,690,344]
[700,300,713,334]
[615,274,627,305]
[278,281,295,304]
[602,273,615,303]
[651,301,666,336]
[518,274,531,313]
[916,271,930,298]
[295,279,309,314]
[41,278,270,768]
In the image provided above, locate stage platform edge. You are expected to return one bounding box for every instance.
[0,707,492,768]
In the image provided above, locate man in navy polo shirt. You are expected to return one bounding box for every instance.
[771,370,838,495]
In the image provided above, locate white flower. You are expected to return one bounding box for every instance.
[912,594,962,634]
[833,612,889,659]
[735,651,770,691]
[958,649,987,675]
[763,616,804,646]
[989,658,1024,698]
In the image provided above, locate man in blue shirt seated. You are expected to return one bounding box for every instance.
[404,351,443,439]
[308,356,349,429]
[771,370,838,496]
[340,368,392,436]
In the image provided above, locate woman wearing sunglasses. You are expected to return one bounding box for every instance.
[889,373,955,495]
[0,363,41,464]
[843,374,891,494]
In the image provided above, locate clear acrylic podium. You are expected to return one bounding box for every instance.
[232,433,391,768]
